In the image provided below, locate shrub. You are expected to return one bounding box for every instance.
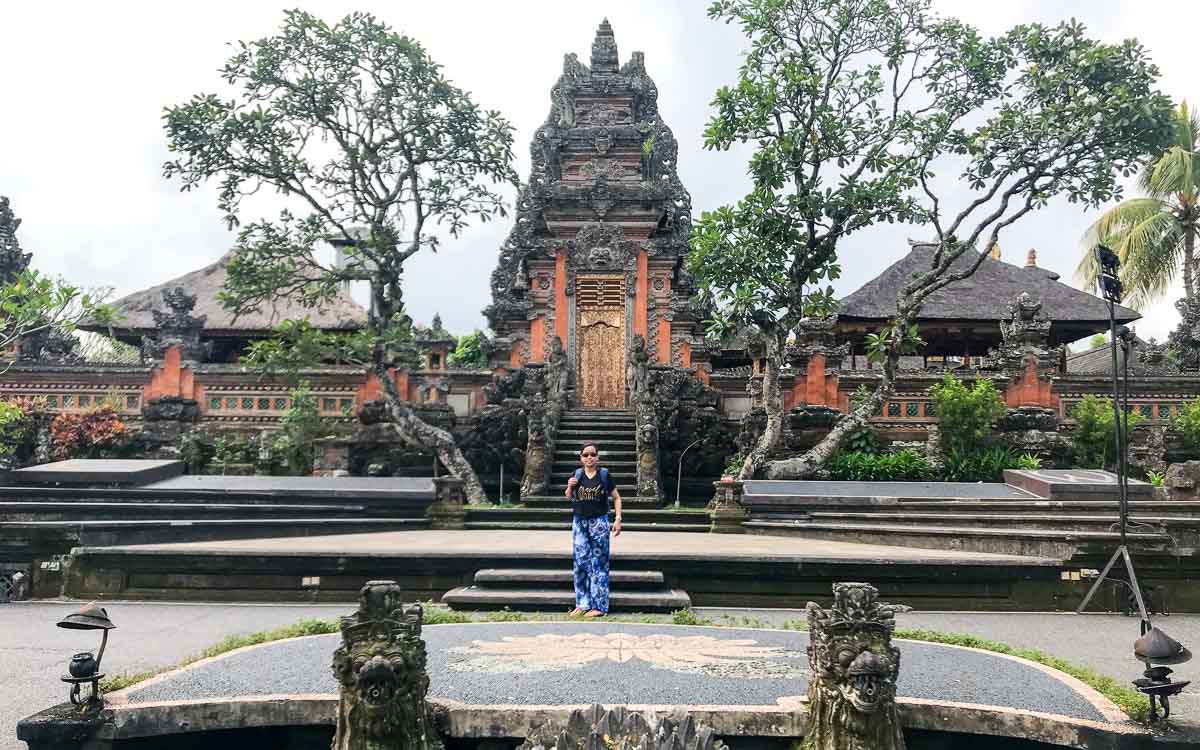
[929,373,1007,455]
[1070,395,1143,469]
[1147,470,1165,487]
[273,383,331,475]
[1173,398,1200,450]
[49,406,130,459]
[828,450,933,482]
[213,432,258,467]
[1013,453,1042,471]
[939,446,1013,482]
[447,331,489,369]
[0,400,34,459]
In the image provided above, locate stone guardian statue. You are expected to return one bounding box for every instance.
[331,580,444,750]
[803,582,907,750]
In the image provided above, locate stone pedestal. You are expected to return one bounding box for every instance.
[17,702,106,750]
[313,438,351,477]
[708,479,748,534]
[427,476,467,529]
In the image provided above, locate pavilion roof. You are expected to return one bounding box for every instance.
[84,250,367,336]
[837,242,1139,328]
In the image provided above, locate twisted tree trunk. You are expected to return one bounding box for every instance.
[376,365,487,504]
[739,330,785,480]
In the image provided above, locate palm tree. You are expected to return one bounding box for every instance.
[1077,101,1200,310]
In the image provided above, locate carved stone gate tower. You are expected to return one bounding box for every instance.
[485,19,709,408]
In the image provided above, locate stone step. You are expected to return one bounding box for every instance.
[798,511,1200,529]
[442,586,691,612]
[1004,469,1154,500]
[744,520,1173,559]
[554,450,637,461]
[742,497,1200,517]
[557,431,636,441]
[522,495,661,508]
[0,501,367,522]
[467,508,707,525]
[463,521,705,533]
[551,461,638,473]
[473,568,666,587]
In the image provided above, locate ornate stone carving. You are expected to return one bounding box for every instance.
[520,337,569,498]
[788,315,849,370]
[805,582,907,750]
[519,704,726,750]
[141,286,210,363]
[0,196,31,285]
[1139,338,1176,375]
[990,292,1057,373]
[18,326,83,364]
[570,222,635,276]
[1169,296,1200,371]
[331,580,443,750]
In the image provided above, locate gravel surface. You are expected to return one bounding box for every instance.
[121,621,1105,722]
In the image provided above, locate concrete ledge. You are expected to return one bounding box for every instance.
[32,693,1166,748]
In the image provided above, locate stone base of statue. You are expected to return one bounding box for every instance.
[427,477,467,530]
[520,704,726,750]
[709,479,748,533]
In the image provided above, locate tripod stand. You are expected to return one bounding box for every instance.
[1075,247,1150,621]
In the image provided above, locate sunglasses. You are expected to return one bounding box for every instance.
[581,451,597,457]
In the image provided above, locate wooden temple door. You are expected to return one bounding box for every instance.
[575,275,626,409]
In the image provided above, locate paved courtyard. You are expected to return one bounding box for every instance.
[6,602,1200,749]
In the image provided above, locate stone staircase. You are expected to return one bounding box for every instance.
[442,567,691,612]
[523,409,660,508]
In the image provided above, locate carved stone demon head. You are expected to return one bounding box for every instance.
[804,582,907,749]
[330,581,442,749]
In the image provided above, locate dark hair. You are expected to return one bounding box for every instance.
[579,442,598,455]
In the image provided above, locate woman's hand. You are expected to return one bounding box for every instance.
[565,475,578,498]
[612,517,622,537]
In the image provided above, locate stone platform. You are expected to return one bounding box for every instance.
[62,528,1079,610]
[53,620,1147,748]
[11,459,184,486]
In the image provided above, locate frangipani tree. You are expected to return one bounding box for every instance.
[162,11,519,501]
[693,0,1174,479]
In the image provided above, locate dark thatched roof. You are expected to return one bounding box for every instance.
[838,242,1140,327]
[1066,337,1151,375]
[86,251,367,336]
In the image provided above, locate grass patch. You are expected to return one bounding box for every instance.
[670,608,714,626]
[485,608,526,622]
[894,628,1150,722]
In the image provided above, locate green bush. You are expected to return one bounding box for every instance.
[940,446,1013,482]
[828,450,933,482]
[1013,452,1042,471]
[447,331,489,369]
[1070,395,1143,469]
[273,383,330,475]
[929,373,1007,454]
[1173,398,1200,450]
[0,400,34,459]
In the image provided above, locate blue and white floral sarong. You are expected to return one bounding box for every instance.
[571,514,611,613]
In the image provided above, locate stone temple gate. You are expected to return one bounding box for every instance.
[484,19,709,408]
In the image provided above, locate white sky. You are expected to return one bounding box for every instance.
[1,1,1197,343]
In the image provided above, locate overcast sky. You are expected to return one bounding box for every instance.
[2,1,1197,344]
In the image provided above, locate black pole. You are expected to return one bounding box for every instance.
[1121,334,1132,546]
[1108,298,1126,549]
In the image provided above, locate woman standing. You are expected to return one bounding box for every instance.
[565,442,623,617]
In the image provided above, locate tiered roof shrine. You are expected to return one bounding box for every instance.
[484,20,709,409]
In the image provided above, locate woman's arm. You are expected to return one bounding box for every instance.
[611,487,623,536]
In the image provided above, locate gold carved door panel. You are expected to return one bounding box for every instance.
[576,276,626,409]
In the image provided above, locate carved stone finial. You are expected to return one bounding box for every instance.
[0,196,32,286]
[591,18,619,74]
[991,292,1054,373]
[1169,297,1200,371]
[1025,248,1037,268]
[519,704,727,750]
[331,580,444,750]
[142,286,210,363]
[805,582,907,750]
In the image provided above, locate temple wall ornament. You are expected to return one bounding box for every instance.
[141,286,211,363]
[0,196,32,285]
[1169,296,1200,371]
[331,580,444,750]
[804,582,907,750]
[989,292,1057,373]
[519,704,726,750]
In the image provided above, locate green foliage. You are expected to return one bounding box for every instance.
[894,629,1150,722]
[272,383,331,476]
[722,451,746,477]
[1013,453,1042,471]
[1147,470,1165,487]
[484,608,526,622]
[1071,395,1143,468]
[1172,397,1200,450]
[842,386,879,454]
[212,432,257,467]
[447,331,489,369]
[940,446,1013,483]
[163,9,517,393]
[49,406,130,460]
[0,268,114,368]
[1089,334,1107,349]
[828,450,933,482]
[670,608,713,626]
[865,325,924,366]
[1077,102,1200,310]
[0,400,33,459]
[420,604,473,625]
[929,374,1007,455]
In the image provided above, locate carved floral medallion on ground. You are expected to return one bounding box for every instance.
[446,631,805,678]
